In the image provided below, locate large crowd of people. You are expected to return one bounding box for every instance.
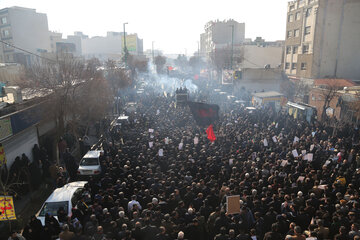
[12,84,360,240]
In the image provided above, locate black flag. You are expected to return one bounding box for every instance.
[188,102,219,126]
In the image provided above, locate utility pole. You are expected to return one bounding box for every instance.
[197,41,200,75]
[123,22,128,66]
[230,24,234,70]
[152,41,155,62]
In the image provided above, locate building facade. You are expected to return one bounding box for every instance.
[82,32,143,61]
[200,19,245,59]
[49,31,62,53]
[0,7,50,65]
[284,0,360,80]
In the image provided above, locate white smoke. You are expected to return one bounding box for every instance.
[139,61,198,93]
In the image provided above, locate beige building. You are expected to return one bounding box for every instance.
[0,7,50,65]
[49,31,62,53]
[200,19,245,58]
[284,0,360,80]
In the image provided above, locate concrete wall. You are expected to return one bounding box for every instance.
[242,45,283,69]
[212,21,245,45]
[235,68,284,93]
[313,0,360,79]
[335,0,360,79]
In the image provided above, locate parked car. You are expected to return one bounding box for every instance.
[36,181,87,225]
[77,150,103,177]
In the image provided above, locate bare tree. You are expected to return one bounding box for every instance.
[154,55,166,74]
[105,59,133,95]
[210,46,243,78]
[127,54,149,73]
[174,54,188,72]
[18,55,111,160]
[188,56,206,74]
[318,80,342,121]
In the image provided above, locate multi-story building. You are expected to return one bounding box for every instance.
[49,31,62,53]
[0,7,50,65]
[82,32,143,61]
[284,0,360,80]
[200,19,245,59]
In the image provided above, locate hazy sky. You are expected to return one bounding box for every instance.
[0,0,289,55]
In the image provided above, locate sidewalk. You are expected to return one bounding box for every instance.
[0,184,53,240]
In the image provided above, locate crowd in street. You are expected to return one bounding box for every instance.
[11,85,360,240]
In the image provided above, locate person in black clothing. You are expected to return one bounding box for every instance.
[28,215,43,239]
[214,227,229,240]
[141,218,159,240]
[155,226,170,240]
[263,223,283,240]
[45,213,60,238]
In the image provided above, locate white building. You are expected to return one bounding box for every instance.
[200,19,245,58]
[0,7,51,65]
[81,32,143,61]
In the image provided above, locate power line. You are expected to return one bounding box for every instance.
[0,39,57,63]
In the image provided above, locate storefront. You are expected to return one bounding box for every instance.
[286,101,317,123]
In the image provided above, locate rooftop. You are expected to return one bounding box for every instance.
[314,79,356,88]
[252,91,284,98]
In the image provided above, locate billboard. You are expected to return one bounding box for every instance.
[122,34,137,52]
[222,69,233,85]
[0,196,16,221]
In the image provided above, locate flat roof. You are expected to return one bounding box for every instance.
[252,91,283,98]
[286,102,306,110]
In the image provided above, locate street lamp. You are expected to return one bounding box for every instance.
[229,25,234,70]
[123,22,128,65]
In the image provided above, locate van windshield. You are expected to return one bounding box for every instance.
[39,201,68,216]
[80,158,99,166]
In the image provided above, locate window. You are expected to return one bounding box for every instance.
[292,46,298,54]
[294,29,300,37]
[301,63,307,70]
[312,95,315,101]
[285,63,290,69]
[308,0,314,3]
[289,5,295,11]
[286,46,291,54]
[306,8,312,17]
[288,14,294,22]
[1,17,7,24]
[291,63,297,70]
[2,29,9,37]
[287,30,292,38]
[303,45,309,53]
[295,12,301,20]
[305,26,311,35]
[299,0,305,4]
